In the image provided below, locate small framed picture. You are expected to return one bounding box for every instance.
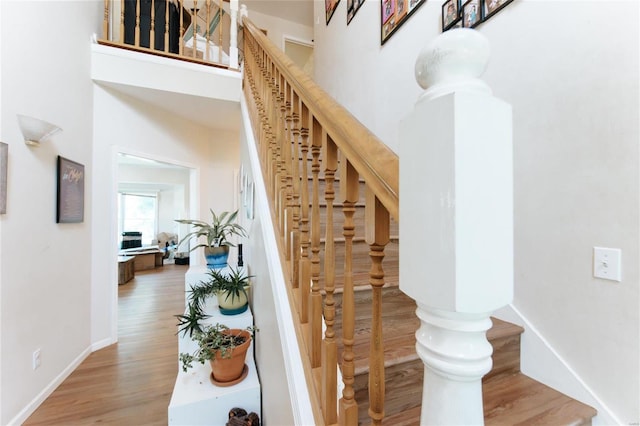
[442,0,459,31]
[382,0,396,24]
[462,0,481,28]
[484,0,513,20]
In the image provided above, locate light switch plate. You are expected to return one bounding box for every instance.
[593,247,622,282]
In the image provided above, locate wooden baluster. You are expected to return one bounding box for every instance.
[321,136,338,424]
[272,71,282,225]
[120,0,125,43]
[218,0,223,56]
[366,187,389,426]
[134,0,140,47]
[277,74,288,238]
[339,160,359,425]
[191,1,197,58]
[267,65,277,199]
[283,81,294,263]
[270,67,280,203]
[103,0,109,40]
[179,0,184,55]
[150,0,155,50]
[298,102,311,324]
[229,0,239,69]
[290,89,301,292]
[205,0,211,61]
[309,118,323,368]
[164,0,169,52]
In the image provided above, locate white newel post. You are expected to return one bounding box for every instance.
[399,29,513,425]
[229,0,239,69]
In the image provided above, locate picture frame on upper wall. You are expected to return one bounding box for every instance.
[347,0,365,24]
[483,0,514,21]
[326,0,340,24]
[0,142,7,214]
[461,0,482,28]
[381,0,426,44]
[442,0,461,31]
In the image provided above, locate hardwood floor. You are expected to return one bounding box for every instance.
[24,264,187,425]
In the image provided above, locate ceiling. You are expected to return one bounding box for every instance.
[242,0,314,27]
[99,81,241,131]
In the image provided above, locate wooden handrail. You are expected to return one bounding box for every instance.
[242,15,399,425]
[243,19,399,221]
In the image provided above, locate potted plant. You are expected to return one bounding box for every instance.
[179,323,257,386]
[176,266,253,338]
[208,267,252,315]
[175,209,247,268]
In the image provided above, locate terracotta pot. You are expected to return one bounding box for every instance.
[204,246,229,269]
[209,329,251,383]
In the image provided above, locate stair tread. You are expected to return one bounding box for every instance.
[487,317,525,340]
[483,372,597,426]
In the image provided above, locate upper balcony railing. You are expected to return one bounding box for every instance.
[99,0,242,69]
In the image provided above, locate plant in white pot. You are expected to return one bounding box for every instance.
[175,266,253,338]
[175,209,247,269]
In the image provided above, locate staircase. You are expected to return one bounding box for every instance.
[319,173,597,425]
[241,19,598,425]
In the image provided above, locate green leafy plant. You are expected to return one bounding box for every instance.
[175,266,253,337]
[175,209,247,251]
[208,267,252,305]
[179,323,257,373]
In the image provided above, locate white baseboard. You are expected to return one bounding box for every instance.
[91,336,116,352]
[493,305,621,426]
[8,345,92,426]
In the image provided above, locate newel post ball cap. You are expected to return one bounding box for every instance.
[415,28,490,97]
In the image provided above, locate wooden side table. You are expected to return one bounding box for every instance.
[118,256,135,285]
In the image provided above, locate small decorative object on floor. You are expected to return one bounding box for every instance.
[226,407,260,426]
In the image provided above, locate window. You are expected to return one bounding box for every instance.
[118,193,158,246]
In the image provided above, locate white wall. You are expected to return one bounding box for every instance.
[91,85,240,350]
[0,1,102,423]
[244,9,313,51]
[313,0,639,423]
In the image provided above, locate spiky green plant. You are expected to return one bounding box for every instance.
[175,266,253,337]
[207,266,252,305]
[175,209,247,251]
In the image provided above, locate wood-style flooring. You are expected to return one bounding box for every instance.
[24,264,186,425]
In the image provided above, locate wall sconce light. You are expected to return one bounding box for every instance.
[17,114,62,147]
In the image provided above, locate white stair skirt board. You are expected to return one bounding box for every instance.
[240,96,315,425]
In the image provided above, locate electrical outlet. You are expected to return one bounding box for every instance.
[33,349,41,370]
[593,247,622,282]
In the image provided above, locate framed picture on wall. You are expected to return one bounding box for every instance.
[347,0,365,24]
[442,0,460,31]
[326,0,340,24]
[461,0,481,28]
[381,0,426,44]
[483,0,514,21]
[56,156,85,223]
